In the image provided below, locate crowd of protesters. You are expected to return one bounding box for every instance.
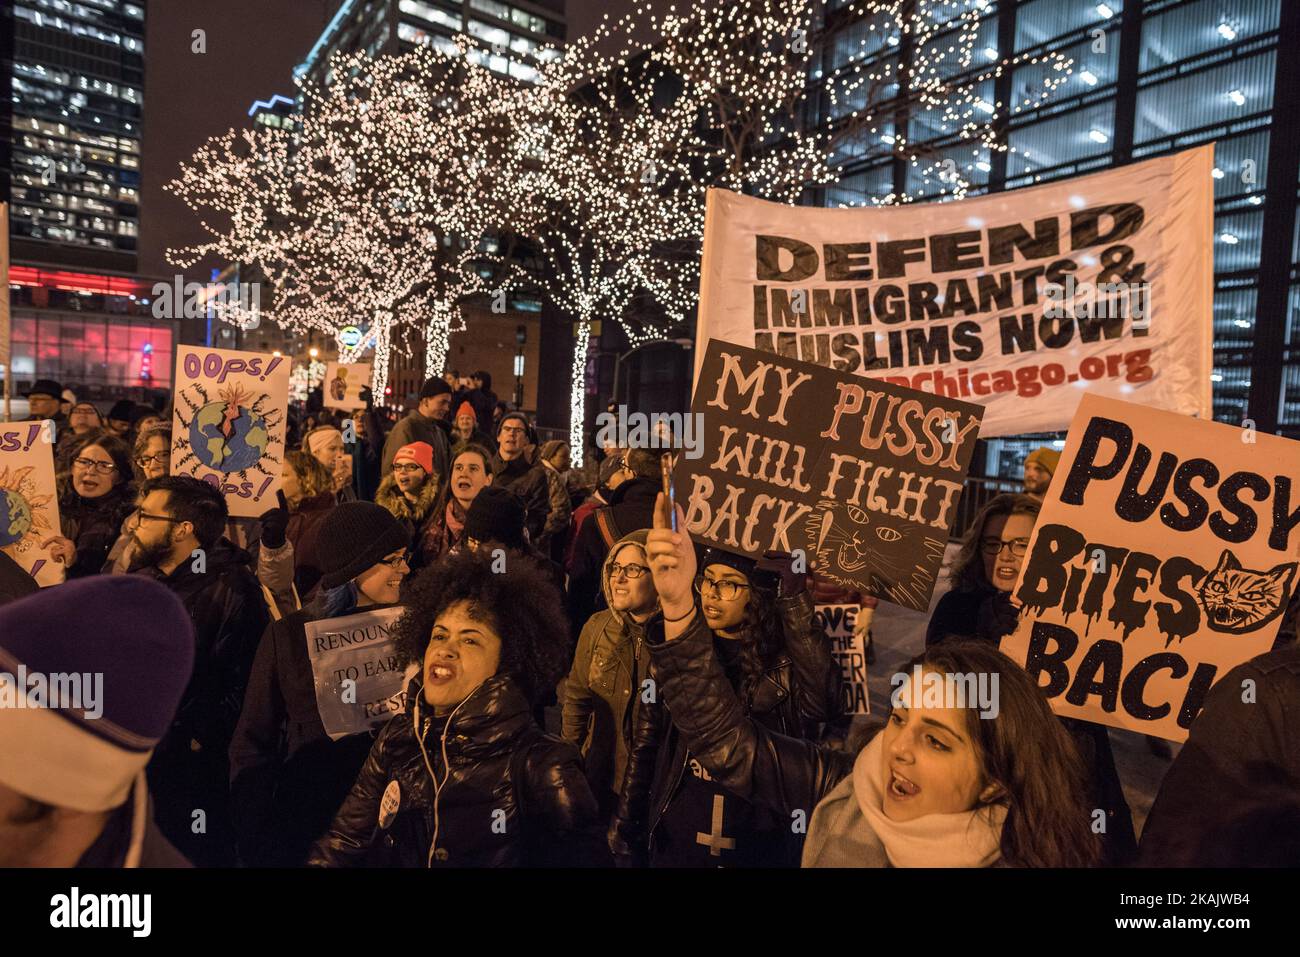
[1,374,1297,870]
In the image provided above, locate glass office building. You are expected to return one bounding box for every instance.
[296,0,565,87]
[8,0,145,273]
[813,0,1300,471]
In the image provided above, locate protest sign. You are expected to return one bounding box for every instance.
[304,606,408,741]
[999,394,1300,742]
[676,339,983,611]
[170,345,289,518]
[323,361,371,411]
[696,145,1213,436]
[814,603,870,714]
[0,420,63,586]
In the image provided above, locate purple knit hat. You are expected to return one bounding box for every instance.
[0,576,196,812]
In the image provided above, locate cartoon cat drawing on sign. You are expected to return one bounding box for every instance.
[805,500,947,609]
[1197,550,1297,635]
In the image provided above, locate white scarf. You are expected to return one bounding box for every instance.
[852,734,1006,868]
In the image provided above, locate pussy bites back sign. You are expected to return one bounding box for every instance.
[1000,394,1300,742]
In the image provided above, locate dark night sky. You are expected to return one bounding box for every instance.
[139,0,672,279]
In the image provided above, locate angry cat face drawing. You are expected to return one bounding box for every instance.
[1198,550,1297,635]
[805,501,945,610]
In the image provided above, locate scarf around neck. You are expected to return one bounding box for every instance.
[444,497,466,539]
[851,733,1006,868]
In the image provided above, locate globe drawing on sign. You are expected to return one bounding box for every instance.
[0,464,55,552]
[1,488,34,548]
[189,400,270,473]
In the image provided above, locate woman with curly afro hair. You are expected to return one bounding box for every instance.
[310,548,606,867]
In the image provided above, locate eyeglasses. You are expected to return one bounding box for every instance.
[980,537,1030,557]
[132,511,181,529]
[73,457,117,474]
[392,463,425,474]
[499,425,527,436]
[609,562,649,580]
[378,551,411,568]
[694,576,750,601]
[136,451,169,468]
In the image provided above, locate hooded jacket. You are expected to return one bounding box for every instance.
[562,529,656,805]
[375,471,441,534]
[308,672,606,867]
[611,589,842,865]
[568,477,660,626]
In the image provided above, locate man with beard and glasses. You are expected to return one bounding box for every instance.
[126,475,268,866]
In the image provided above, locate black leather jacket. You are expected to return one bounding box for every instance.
[309,673,606,867]
[611,591,841,864]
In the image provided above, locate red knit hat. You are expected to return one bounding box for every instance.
[455,401,476,422]
[393,441,434,474]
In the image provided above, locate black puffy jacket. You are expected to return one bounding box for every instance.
[309,673,607,867]
[612,590,841,865]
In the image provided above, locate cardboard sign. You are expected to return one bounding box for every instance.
[170,345,289,518]
[814,603,870,715]
[0,420,64,586]
[677,339,983,610]
[304,606,408,741]
[695,146,1214,436]
[323,362,371,410]
[1000,394,1300,742]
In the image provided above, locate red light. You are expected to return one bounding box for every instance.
[8,265,151,298]
[384,386,393,395]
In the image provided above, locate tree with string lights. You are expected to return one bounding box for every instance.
[166,47,516,396]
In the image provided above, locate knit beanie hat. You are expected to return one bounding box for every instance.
[700,547,779,592]
[0,576,195,812]
[317,501,412,588]
[393,441,434,475]
[463,485,526,550]
[1025,446,1062,476]
[419,377,452,400]
[108,399,136,422]
[455,401,476,422]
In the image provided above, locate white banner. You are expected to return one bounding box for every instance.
[696,146,1214,437]
[304,606,408,741]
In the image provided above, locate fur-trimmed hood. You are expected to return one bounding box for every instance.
[376,471,441,527]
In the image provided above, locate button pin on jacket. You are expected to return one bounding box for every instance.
[378,779,401,829]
